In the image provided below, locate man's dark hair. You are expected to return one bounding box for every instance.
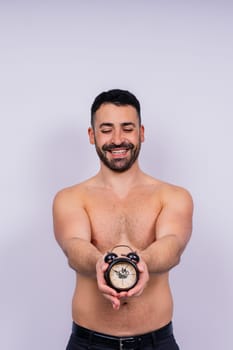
[91,89,141,127]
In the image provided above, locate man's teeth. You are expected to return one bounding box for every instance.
[111,150,127,154]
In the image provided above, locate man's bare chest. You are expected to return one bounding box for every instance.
[85,190,162,251]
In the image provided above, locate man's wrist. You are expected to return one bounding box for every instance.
[140,251,150,267]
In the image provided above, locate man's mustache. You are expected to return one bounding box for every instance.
[102,142,134,152]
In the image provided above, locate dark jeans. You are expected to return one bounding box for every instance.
[66,323,180,350]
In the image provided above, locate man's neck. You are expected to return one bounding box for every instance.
[97,162,144,196]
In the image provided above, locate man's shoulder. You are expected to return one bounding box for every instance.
[144,174,193,203]
[158,181,193,207]
[53,177,97,206]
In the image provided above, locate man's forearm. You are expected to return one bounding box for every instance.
[140,235,183,274]
[63,237,102,276]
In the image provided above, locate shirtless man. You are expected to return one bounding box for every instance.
[53,89,193,349]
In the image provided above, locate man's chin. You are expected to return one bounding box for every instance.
[97,151,137,172]
[108,158,130,170]
[110,167,130,173]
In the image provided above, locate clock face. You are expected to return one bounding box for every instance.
[107,260,139,291]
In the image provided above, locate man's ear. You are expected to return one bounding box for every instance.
[140,125,145,142]
[88,127,95,145]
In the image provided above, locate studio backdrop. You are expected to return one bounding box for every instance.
[0,1,232,349]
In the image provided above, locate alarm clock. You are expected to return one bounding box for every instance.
[104,245,140,292]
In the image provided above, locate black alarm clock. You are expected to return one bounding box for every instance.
[104,245,140,292]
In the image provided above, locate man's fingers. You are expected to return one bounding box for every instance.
[103,293,121,310]
[99,284,118,296]
[127,284,143,297]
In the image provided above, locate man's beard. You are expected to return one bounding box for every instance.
[95,140,141,173]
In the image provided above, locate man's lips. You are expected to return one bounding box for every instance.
[109,148,129,158]
[102,143,134,159]
[102,143,134,152]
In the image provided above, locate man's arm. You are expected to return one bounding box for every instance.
[53,188,102,276]
[140,186,193,274]
[53,187,124,309]
[126,186,193,298]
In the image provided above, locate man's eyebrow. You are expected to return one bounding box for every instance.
[99,122,136,128]
[99,123,113,128]
[121,122,136,127]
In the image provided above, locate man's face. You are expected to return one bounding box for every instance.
[89,103,144,172]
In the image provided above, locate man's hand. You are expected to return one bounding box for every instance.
[96,255,149,309]
[125,258,149,297]
[96,256,128,310]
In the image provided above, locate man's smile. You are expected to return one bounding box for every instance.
[109,148,129,158]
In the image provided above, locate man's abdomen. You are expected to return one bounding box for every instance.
[72,274,173,336]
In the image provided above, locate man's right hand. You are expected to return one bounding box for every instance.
[96,257,128,310]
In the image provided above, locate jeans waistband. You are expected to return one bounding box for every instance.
[72,321,173,349]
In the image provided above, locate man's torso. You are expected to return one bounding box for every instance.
[70,175,174,336]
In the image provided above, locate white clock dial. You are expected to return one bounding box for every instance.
[109,262,138,290]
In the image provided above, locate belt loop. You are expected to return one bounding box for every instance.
[152,331,157,346]
[138,336,142,350]
[87,331,93,350]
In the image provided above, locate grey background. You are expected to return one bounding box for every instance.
[0,1,232,349]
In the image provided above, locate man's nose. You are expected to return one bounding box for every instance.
[111,130,124,145]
